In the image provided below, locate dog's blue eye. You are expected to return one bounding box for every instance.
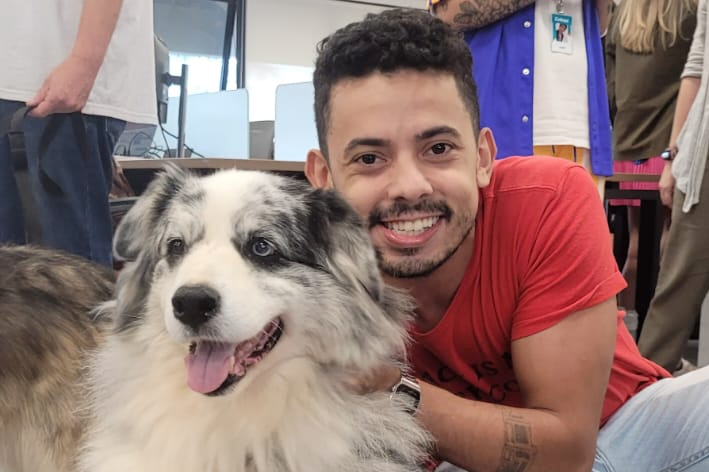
[167,238,186,256]
[252,238,275,257]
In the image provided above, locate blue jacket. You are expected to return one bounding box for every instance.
[464,1,613,176]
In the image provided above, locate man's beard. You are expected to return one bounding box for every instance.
[376,221,473,278]
[369,199,473,279]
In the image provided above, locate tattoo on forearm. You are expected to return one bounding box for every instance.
[453,0,536,30]
[496,410,537,472]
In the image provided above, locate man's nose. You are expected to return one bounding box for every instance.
[386,158,434,202]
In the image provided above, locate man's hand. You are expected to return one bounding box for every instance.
[27,54,101,118]
[346,364,402,395]
[659,162,675,208]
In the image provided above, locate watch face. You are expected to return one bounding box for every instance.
[396,383,420,400]
[394,382,420,414]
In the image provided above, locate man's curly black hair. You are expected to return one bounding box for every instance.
[313,8,480,158]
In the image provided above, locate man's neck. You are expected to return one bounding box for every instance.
[385,235,475,333]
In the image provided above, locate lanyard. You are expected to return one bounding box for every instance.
[556,0,565,13]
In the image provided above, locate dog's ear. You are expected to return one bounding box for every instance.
[307,188,416,326]
[114,164,190,261]
[306,188,385,301]
[304,187,414,364]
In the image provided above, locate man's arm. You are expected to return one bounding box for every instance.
[432,0,535,31]
[417,298,617,472]
[28,0,125,117]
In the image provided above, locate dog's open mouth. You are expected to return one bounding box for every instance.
[184,318,283,396]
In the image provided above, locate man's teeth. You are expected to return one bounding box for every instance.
[385,217,439,235]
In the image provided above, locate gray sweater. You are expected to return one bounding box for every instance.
[675,0,709,212]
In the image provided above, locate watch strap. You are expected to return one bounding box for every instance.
[390,374,421,414]
[661,146,678,161]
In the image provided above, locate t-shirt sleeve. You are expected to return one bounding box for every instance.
[511,166,627,340]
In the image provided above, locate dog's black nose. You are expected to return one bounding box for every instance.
[172,285,220,331]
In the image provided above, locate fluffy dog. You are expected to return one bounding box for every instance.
[0,166,431,472]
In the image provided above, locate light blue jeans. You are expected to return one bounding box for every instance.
[593,367,709,472]
[435,367,709,472]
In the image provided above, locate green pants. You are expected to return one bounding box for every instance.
[638,159,709,371]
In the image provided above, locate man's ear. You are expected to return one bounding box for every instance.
[306,149,334,189]
[476,127,496,189]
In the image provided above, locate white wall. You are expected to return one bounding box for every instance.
[245,0,423,119]
[246,0,415,68]
[153,0,425,120]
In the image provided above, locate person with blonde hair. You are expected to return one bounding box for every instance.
[637,0,709,376]
[605,0,697,353]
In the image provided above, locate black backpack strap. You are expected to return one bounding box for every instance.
[3,106,42,242]
[7,107,30,170]
[1,107,90,243]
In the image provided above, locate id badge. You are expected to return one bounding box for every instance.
[551,13,573,54]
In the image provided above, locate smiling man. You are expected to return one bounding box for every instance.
[318,70,486,286]
[305,8,709,472]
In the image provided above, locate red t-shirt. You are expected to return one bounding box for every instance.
[409,156,670,426]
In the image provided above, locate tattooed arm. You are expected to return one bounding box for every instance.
[431,0,535,31]
[415,298,617,472]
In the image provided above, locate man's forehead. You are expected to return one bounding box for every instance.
[327,74,465,133]
[329,69,455,94]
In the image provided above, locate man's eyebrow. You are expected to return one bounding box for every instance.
[343,137,391,155]
[416,126,461,141]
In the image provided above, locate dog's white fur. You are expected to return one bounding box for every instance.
[0,167,430,472]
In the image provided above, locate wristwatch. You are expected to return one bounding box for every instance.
[661,146,678,161]
[390,373,421,414]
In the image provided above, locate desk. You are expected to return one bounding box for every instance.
[604,173,662,338]
[116,157,306,194]
[607,172,660,183]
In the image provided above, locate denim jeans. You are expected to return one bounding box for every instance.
[0,99,126,267]
[434,367,709,472]
[593,367,709,472]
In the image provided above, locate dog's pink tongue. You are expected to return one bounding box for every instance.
[185,342,235,394]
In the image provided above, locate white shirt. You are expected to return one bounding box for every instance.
[0,0,157,125]
[675,0,708,212]
[532,0,590,149]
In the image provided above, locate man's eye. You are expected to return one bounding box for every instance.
[430,143,450,155]
[357,154,378,165]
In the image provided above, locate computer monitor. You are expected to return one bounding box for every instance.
[249,120,275,159]
[114,35,170,157]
